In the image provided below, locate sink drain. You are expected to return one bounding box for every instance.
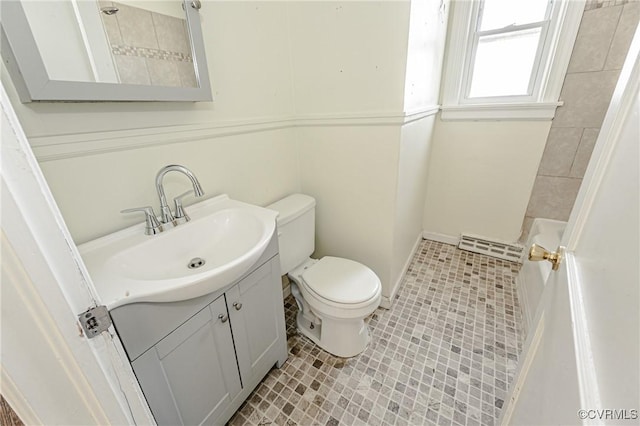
[188,257,206,269]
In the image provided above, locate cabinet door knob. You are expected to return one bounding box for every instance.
[218,313,228,323]
[233,302,242,311]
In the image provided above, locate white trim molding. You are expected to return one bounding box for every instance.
[440,101,563,121]
[403,106,442,124]
[29,106,441,162]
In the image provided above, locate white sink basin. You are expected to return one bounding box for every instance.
[79,195,277,309]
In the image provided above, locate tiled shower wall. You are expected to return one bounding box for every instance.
[521,0,639,241]
[99,1,197,88]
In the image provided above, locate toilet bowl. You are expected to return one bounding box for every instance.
[267,194,381,358]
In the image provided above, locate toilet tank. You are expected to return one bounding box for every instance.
[267,194,316,275]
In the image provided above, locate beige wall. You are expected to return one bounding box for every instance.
[423,119,551,243]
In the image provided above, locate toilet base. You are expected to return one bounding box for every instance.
[295,311,371,358]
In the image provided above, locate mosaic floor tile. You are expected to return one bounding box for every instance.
[228,239,523,426]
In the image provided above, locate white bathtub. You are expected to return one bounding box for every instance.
[517,218,567,336]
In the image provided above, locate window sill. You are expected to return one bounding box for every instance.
[440,101,563,121]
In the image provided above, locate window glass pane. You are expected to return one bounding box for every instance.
[480,0,549,31]
[468,28,542,98]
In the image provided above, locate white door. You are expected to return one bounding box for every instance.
[500,29,640,425]
[0,83,152,424]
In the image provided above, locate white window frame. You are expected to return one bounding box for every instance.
[440,0,586,121]
[463,0,553,103]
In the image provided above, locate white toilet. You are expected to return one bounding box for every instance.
[267,194,381,358]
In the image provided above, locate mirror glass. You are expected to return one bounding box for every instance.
[1,0,212,102]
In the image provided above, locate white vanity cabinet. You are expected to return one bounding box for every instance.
[110,235,287,426]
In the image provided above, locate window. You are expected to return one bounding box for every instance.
[467,0,551,100]
[440,0,585,120]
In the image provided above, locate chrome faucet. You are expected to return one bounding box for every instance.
[156,164,205,225]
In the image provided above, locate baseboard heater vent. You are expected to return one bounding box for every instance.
[458,234,524,263]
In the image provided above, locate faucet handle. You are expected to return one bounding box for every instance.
[173,190,193,224]
[121,206,163,235]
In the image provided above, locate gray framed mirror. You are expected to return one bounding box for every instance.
[1,0,212,102]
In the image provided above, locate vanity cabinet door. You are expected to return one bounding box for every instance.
[131,296,241,426]
[228,257,287,386]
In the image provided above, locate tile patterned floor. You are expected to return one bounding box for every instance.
[228,239,523,426]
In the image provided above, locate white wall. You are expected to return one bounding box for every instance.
[392,116,437,289]
[118,0,185,19]
[423,119,551,243]
[404,0,449,112]
[287,1,410,116]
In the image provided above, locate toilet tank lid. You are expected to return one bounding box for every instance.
[267,194,316,226]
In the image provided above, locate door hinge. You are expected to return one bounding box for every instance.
[78,306,112,338]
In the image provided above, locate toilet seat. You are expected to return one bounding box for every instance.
[301,256,380,304]
[287,256,382,356]
[289,256,382,321]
